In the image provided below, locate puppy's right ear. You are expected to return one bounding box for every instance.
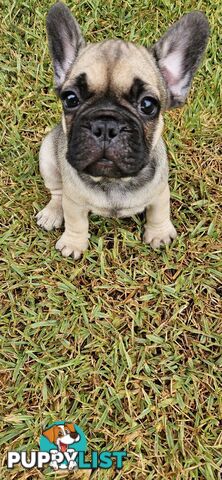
[46,2,85,90]
[42,426,56,444]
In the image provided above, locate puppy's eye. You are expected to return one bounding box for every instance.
[140,97,159,117]
[61,91,80,109]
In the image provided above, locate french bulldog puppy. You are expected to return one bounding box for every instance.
[36,2,209,258]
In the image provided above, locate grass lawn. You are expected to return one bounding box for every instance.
[1,0,222,478]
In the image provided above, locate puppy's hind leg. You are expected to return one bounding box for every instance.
[36,129,64,231]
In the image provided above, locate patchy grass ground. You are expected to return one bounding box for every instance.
[1,0,222,478]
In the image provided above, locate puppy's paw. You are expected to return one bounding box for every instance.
[68,460,77,471]
[143,221,177,248]
[50,461,59,471]
[36,201,63,231]
[55,233,88,259]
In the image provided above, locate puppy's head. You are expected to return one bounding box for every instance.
[43,423,80,452]
[46,3,209,179]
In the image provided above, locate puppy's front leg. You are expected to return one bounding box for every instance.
[56,195,89,259]
[36,130,64,231]
[144,183,177,248]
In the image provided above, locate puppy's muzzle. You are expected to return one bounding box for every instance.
[67,109,146,178]
[88,116,126,170]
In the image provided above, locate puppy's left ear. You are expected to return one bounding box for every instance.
[152,12,209,108]
[46,2,85,89]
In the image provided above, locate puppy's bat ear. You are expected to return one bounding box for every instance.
[46,2,85,89]
[152,12,209,108]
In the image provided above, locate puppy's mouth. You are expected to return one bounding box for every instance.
[83,157,130,178]
[94,158,114,168]
[84,157,115,175]
[59,441,68,453]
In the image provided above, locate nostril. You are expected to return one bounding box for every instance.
[94,127,102,138]
[108,128,117,139]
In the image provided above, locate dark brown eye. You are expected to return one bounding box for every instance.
[61,91,79,109]
[140,96,159,117]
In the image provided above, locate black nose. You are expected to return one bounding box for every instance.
[91,118,119,142]
[70,432,79,440]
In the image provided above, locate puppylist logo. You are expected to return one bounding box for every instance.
[7,421,127,471]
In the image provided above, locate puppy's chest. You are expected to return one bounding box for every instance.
[90,202,146,218]
[85,187,148,218]
[64,168,162,217]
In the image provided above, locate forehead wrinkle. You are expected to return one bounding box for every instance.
[110,45,160,94]
[110,61,159,96]
[64,62,108,92]
[63,41,162,99]
[77,39,130,91]
[66,44,108,92]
